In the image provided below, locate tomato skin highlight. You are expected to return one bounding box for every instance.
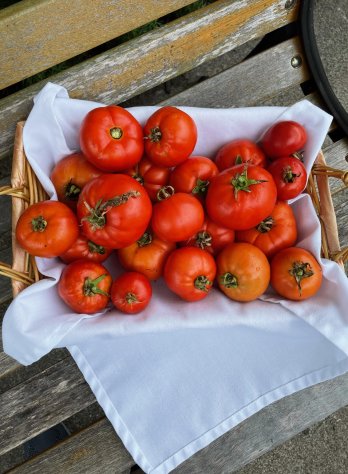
[111,271,152,314]
[80,105,144,172]
[206,164,277,231]
[267,156,307,200]
[16,200,79,258]
[58,260,112,314]
[59,234,112,264]
[164,247,216,302]
[144,106,197,167]
[261,121,307,159]
[270,247,322,300]
[216,242,270,302]
[236,201,297,259]
[215,139,267,170]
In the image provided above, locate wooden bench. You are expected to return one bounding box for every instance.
[0,0,347,472]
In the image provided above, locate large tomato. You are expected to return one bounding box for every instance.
[216,242,270,302]
[151,187,204,242]
[215,139,266,170]
[77,174,152,248]
[16,200,79,257]
[270,247,322,300]
[164,247,216,302]
[261,121,307,159]
[236,201,297,258]
[181,217,235,256]
[206,164,277,230]
[169,156,219,198]
[58,260,112,314]
[124,156,170,202]
[80,105,144,171]
[59,234,112,264]
[144,106,197,167]
[50,153,103,210]
[118,231,175,280]
[111,271,152,314]
[267,156,307,200]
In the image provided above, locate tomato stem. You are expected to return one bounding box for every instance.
[137,232,153,247]
[83,274,109,297]
[282,165,300,183]
[65,180,81,201]
[110,127,123,139]
[289,261,314,296]
[132,173,144,185]
[256,216,274,233]
[231,167,267,199]
[125,292,138,304]
[88,240,106,255]
[195,231,212,249]
[220,272,238,288]
[235,155,243,165]
[192,178,210,196]
[156,185,175,201]
[194,275,212,292]
[147,127,162,143]
[31,215,47,232]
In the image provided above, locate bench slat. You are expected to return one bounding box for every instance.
[0,0,298,160]
[0,0,194,90]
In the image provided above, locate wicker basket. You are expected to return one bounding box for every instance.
[0,122,347,298]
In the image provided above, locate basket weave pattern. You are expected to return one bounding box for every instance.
[0,122,347,298]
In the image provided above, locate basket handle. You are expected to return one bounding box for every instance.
[312,164,348,186]
[0,185,29,201]
[0,262,35,285]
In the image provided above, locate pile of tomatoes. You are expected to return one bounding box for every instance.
[16,105,323,315]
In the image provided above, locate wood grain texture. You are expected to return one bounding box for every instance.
[0,0,194,89]
[10,419,134,474]
[0,0,298,160]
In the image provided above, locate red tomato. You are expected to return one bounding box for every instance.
[50,153,103,210]
[80,105,144,171]
[77,174,152,249]
[118,231,175,280]
[151,187,204,242]
[111,272,152,314]
[215,139,267,170]
[267,156,307,200]
[59,234,112,264]
[164,247,216,302]
[16,200,79,258]
[181,217,235,255]
[261,121,307,159]
[124,156,170,202]
[58,260,112,314]
[206,164,277,230]
[270,247,322,300]
[216,242,270,302]
[236,201,297,259]
[169,156,219,198]
[144,106,197,167]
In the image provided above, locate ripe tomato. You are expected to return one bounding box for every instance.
[267,156,307,200]
[144,106,197,167]
[111,271,152,314]
[270,247,322,300]
[236,201,297,259]
[77,174,152,249]
[118,231,175,280]
[16,200,79,258]
[215,139,267,170]
[181,217,235,256]
[58,260,112,314]
[164,247,216,302]
[50,153,103,210]
[59,234,112,264]
[124,156,170,202]
[206,164,277,230]
[80,105,144,171]
[216,242,270,302]
[261,121,307,159]
[169,156,219,198]
[151,187,204,242]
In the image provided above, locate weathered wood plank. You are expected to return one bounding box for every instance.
[0,0,299,160]
[322,138,348,195]
[333,189,348,248]
[173,371,348,473]
[0,0,194,89]
[160,37,309,107]
[10,418,134,474]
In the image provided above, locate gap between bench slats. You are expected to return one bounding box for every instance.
[0,0,298,161]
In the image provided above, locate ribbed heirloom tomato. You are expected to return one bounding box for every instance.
[59,234,112,264]
[164,247,216,302]
[111,272,152,314]
[267,156,307,201]
[215,139,267,170]
[80,105,144,171]
[206,164,277,230]
[77,174,152,249]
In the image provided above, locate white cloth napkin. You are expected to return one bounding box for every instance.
[3,83,348,473]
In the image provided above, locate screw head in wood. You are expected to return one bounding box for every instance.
[291,55,302,68]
